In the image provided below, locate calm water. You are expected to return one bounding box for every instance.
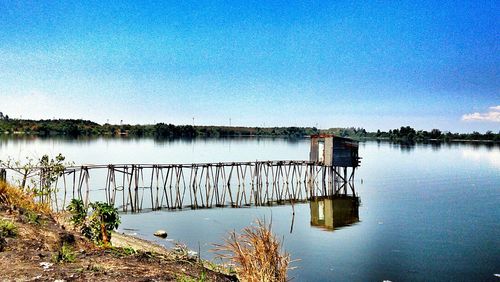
[1,136,499,281]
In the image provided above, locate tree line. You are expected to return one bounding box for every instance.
[0,113,498,141]
[0,114,318,138]
[323,126,500,142]
[372,126,500,142]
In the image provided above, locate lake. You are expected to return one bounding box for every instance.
[1,136,499,281]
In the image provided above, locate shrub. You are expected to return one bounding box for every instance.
[0,182,50,214]
[67,200,120,245]
[67,199,87,226]
[0,219,17,238]
[213,219,292,282]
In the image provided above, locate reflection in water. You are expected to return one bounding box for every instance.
[309,196,360,231]
[461,147,500,169]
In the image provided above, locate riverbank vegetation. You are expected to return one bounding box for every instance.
[67,199,120,245]
[214,220,292,282]
[1,113,498,142]
[0,181,237,281]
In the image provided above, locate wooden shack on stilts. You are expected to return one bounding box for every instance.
[309,134,360,196]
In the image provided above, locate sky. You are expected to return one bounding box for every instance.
[0,1,498,132]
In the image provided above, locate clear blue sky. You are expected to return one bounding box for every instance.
[0,1,498,132]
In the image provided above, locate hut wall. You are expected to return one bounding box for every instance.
[324,137,333,166]
[332,140,358,167]
[309,137,319,163]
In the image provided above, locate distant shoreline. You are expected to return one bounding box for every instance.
[0,117,498,143]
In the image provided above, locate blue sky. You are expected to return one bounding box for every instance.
[0,1,498,132]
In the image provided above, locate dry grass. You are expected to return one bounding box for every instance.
[0,181,51,214]
[213,219,293,282]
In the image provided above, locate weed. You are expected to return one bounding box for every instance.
[121,246,137,256]
[213,219,292,282]
[87,264,104,272]
[0,219,17,238]
[199,270,207,281]
[25,210,42,225]
[0,182,50,214]
[52,243,76,263]
[108,246,137,257]
[176,271,207,282]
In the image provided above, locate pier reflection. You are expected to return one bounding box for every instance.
[309,196,360,230]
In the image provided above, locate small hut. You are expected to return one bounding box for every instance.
[309,134,360,167]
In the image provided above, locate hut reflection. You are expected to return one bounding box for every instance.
[310,196,360,230]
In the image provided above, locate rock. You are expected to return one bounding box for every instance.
[153,230,168,238]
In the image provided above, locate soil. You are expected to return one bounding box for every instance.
[0,206,236,281]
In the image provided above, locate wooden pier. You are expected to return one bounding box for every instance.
[0,160,357,212]
[63,160,356,212]
[0,135,360,212]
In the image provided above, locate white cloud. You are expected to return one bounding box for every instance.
[462,105,500,122]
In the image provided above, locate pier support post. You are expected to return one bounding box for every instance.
[0,168,6,182]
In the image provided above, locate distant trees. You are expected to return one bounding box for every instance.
[371,126,499,142]
[0,117,100,136]
[323,127,367,138]
[0,114,498,142]
[154,123,196,138]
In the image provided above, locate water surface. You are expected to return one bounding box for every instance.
[1,136,498,281]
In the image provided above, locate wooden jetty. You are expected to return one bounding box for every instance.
[0,135,360,212]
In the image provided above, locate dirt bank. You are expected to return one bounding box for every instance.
[0,205,236,281]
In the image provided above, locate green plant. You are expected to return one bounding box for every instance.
[37,154,67,195]
[87,201,120,244]
[53,243,76,263]
[176,271,207,282]
[0,219,18,238]
[121,246,137,256]
[108,246,137,257]
[25,210,42,225]
[199,270,207,282]
[67,200,120,245]
[88,264,104,272]
[67,199,87,226]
